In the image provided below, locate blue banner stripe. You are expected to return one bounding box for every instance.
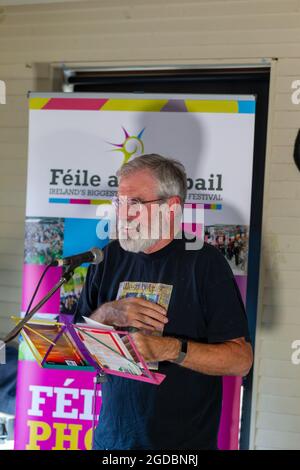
[49,198,70,204]
[238,100,256,114]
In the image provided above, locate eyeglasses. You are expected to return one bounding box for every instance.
[112,196,168,208]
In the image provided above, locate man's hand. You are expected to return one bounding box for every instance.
[128,335,253,375]
[90,297,168,331]
[127,332,181,363]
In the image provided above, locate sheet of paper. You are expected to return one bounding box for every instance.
[77,328,142,376]
[81,316,115,330]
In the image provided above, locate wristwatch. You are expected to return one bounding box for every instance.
[172,339,188,364]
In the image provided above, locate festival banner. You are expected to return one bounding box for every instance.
[14,92,255,450]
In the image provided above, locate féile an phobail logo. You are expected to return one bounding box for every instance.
[0,80,6,104]
[108,127,145,165]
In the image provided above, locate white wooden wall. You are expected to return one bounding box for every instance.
[0,0,299,450]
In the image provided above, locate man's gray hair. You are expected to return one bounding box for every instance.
[116,154,187,206]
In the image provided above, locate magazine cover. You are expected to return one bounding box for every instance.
[116,282,173,370]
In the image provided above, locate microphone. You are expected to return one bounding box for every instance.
[51,247,104,267]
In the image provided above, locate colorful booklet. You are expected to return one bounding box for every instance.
[12,316,90,370]
[74,317,142,376]
[11,316,165,385]
[116,282,173,370]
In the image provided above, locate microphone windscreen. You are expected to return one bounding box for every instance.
[90,247,104,265]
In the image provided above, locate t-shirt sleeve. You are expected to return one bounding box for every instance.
[203,247,251,344]
[73,263,102,324]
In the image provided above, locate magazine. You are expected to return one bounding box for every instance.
[11,316,166,384]
[116,281,173,370]
[11,317,91,370]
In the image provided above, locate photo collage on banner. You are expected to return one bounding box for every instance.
[15,93,255,450]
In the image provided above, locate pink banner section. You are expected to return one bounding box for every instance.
[21,264,62,314]
[14,360,100,450]
[218,376,243,450]
[182,203,204,240]
[235,275,247,302]
[43,98,108,111]
[182,223,203,239]
[218,274,247,450]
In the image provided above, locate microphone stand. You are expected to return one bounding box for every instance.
[2,264,76,345]
[1,260,105,441]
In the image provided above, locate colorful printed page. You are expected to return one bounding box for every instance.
[116,282,173,370]
[80,316,136,361]
[12,318,89,368]
[73,325,142,376]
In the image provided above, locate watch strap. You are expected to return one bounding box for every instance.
[173,338,188,364]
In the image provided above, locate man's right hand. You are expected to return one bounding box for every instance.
[90,297,168,331]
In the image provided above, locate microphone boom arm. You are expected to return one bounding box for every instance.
[3,265,76,345]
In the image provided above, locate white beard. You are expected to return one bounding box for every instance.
[118,219,161,253]
[119,236,158,253]
[117,204,182,253]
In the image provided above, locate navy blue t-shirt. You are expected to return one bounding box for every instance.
[74,236,250,450]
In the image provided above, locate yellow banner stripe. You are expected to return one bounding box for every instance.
[185,100,238,113]
[90,199,112,205]
[101,99,168,112]
[29,97,50,109]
